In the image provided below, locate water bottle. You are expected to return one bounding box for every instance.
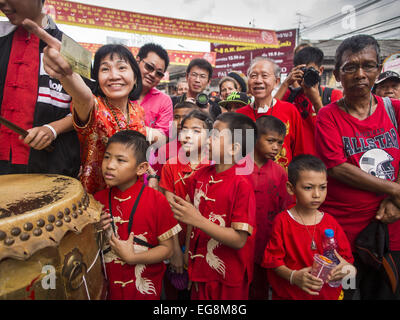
[322,229,341,288]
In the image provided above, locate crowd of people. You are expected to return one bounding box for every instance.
[1,0,400,301]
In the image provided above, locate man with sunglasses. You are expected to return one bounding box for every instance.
[137,43,173,139]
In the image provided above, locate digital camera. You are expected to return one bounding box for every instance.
[300,67,321,88]
[196,93,209,108]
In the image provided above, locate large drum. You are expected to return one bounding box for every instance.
[0,174,105,300]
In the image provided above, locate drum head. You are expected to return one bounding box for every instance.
[0,174,102,261]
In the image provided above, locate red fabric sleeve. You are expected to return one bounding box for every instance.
[315,106,348,169]
[330,89,343,103]
[291,104,308,157]
[278,170,296,209]
[183,170,197,203]
[282,88,291,101]
[261,212,286,269]
[231,179,256,235]
[155,191,181,241]
[159,162,174,193]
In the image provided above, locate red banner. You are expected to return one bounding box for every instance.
[37,0,278,47]
[211,29,297,79]
[79,43,216,67]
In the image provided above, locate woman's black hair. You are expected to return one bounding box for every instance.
[334,34,380,73]
[181,109,214,131]
[92,44,142,101]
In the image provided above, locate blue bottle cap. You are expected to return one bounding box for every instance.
[324,229,334,238]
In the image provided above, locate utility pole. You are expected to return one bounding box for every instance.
[295,12,309,44]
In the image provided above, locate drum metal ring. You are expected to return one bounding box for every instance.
[62,248,88,291]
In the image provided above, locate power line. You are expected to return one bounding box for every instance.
[370,25,400,36]
[315,0,399,32]
[301,0,382,33]
[329,15,400,40]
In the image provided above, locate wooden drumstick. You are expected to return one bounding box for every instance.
[0,116,54,152]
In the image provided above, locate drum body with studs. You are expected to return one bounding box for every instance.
[0,174,105,300]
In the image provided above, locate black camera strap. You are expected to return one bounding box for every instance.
[107,184,155,248]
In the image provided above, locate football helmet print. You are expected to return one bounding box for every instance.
[359,148,395,181]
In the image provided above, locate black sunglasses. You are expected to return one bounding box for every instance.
[141,60,165,79]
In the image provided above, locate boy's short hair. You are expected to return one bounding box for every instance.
[256,115,286,137]
[294,42,311,55]
[293,46,324,67]
[174,101,198,111]
[288,154,327,186]
[215,112,257,158]
[186,58,213,81]
[137,43,170,71]
[106,130,149,165]
[181,109,214,131]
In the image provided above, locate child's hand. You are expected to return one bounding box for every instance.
[97,212,113,232]
[170,195,204,227]
[292,267,324,295]
[109,232,136,265]
[327,250,355,283]
[169,247,184,274]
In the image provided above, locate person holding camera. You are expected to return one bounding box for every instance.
[275,47,343,155]
[172,58,213,108]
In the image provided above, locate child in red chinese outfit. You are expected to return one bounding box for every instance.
[262,154,355,300]
[170,112,256,300]
[246,115,294,300]
[150,101,198,178]
[160,109,213,299]
[95,130,181,300]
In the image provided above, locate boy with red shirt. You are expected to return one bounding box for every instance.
[170,112,256,300]
[96,130,181,300]
[245,115,294,300]
[262,155,354,300]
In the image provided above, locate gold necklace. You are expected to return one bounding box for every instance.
[104,97,130,130]
[293,208,318,251]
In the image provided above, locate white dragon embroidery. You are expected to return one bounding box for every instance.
[102,209,156,296]
[206,213,226,278]
[133,233,157,296]
[193,182,205,209]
